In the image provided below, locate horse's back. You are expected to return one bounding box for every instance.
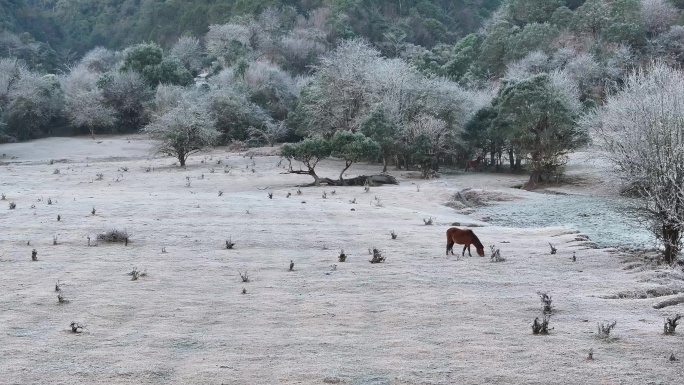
[447,227,475,243]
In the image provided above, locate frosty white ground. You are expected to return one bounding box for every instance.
[0,137,682,384]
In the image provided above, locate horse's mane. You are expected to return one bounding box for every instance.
[469,230,484,249]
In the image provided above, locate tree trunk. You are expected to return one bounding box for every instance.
[298,174,398,187]
[508,149,515,172]
[662,223,680,264]
[339,161,352,183]
[382,155,388,173]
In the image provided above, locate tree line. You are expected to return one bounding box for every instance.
[1,1,684,261]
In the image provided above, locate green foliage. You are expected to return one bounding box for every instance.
[330,131,380,179]
[281,136,331,181]
[506,0,564,25]
[121,43,192,86]
[477,20,519,77]
[604,23,646,47]
[493,74,588,183]
[361,107,399,171]
[121,43,163,74]
[608,0,641,24]
[143,59,194,86]
[550,6,574,29]
[444,34,483,81]
[462,106,499,152]
[572,0,610,37]
[506,23,560,61]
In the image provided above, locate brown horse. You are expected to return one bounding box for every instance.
[465,156,483,172]
[446,227,485,257]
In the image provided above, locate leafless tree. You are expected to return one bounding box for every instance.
[143,89,219,167]
[247,122,289,146]
[587,61,684,264]
[169,36,203,73]
[61,65,116,138]
[640,0,679,37]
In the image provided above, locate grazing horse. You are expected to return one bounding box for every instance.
[465,156,483,172]
[446,227,485,257]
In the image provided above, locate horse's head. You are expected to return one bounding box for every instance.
[476,246,485,257]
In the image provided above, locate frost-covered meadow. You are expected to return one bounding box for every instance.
[0,137,682,384]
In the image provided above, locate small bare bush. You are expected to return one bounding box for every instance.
[532,315,551,335]
[95,173,104,180]
[53,169,60,174]
[390,231,397,240]
[52,235,58,245]
[549,243,557,254]
[9,201,16,209]
[349,198,356,204]
[370,248,385,263]
[239,271,250,282]
[69,322,85,333]
[297,189,302,195]
[47,197,52,205]
[597,321,617,338]
[268,192,273,199]
[664,314,681,334]
[538,292,553,313]
[31,249,37,261]
[322,191,327,199]
[55,280,61,292]
[128,267,147,280]
[289,260,294,271]
[490,245,505,262]
[97,229,130,244]
[241,288,247,294]
[339,250,347,262]
[91,207,96,215]
[226,237,235,249]
[1,193,5,200]
[423,217,434,225]
[57,293,69,304]
[218,190,224,196]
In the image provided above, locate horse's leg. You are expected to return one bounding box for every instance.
[468,244,473,257]
[462,245,467,257]
[446,241,454,255]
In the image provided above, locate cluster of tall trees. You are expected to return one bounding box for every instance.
[2,0,684,260]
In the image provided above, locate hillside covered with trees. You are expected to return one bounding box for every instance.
[1,0,684,185]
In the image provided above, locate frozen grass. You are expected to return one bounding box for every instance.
[0,137,681,384]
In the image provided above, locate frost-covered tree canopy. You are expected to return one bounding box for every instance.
[587,61,684,263]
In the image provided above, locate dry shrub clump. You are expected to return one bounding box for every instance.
[97,229,130,244]
[370,248,385,263]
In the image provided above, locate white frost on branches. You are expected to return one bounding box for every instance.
[61,64,115,137]
[587,61,684,262]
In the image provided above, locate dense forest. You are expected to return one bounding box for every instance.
[1,0,684,184]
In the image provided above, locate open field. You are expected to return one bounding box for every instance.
[1,137,683,384]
